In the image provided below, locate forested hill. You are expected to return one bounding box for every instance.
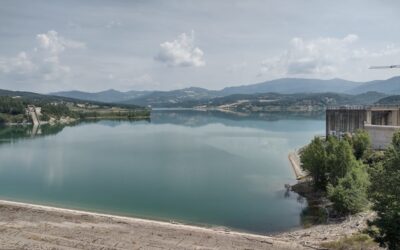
[0,89,143,109]
[126,91,388,110]
[51,76,400,105]
[0,89,150,124]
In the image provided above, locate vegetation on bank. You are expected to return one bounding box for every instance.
[132,91,389,110]
[320,233,380,250]
[0,95,150,125]
[367,133,400,249]
[300,130,400,249]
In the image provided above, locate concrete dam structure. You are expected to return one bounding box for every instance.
[326,105,400,149]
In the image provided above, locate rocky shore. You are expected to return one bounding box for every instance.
[276,211,377,249]
[0,200,307,250]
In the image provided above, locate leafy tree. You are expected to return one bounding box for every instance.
[327,139,358,186]
[327,164,370,214]
[0,96,25,115]
[352,129,371,160]
[301,135,370,216]
[369,131,400,249]
[300,137,328,189]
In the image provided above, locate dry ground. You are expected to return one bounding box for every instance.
[0,200,307,250]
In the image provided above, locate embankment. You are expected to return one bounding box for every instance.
[0,200,306,250]
[288,150,307,180]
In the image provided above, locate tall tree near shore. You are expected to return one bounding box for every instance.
[300,137,328,189]
[352,129,371,160]
[369,131,400,249]
[327,163,369,214]
[327,139,358,186]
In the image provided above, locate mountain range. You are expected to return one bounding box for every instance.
[50,76,400,107]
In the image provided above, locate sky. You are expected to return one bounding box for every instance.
[0,0,399,93]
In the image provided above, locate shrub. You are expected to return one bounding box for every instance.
[369,130,400,249]
[327,164,370,214]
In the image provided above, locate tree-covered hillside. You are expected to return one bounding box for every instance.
[0,89,150,124]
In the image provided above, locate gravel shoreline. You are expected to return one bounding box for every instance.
[0,199,308,250]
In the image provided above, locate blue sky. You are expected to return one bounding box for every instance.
[0,0,399,92]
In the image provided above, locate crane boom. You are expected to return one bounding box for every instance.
[369,65,400,69]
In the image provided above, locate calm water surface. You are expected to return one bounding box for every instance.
[0,110,324,233]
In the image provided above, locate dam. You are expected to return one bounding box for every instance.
[326,105,400,149]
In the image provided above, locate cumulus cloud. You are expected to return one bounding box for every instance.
[155,31,205,67]
[0,30,85,81]
[259,34,400,77]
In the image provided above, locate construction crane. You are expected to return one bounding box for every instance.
[369,65,400,69]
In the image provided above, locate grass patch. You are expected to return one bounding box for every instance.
[321,233,381,250]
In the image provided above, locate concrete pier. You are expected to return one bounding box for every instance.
[27,105,40,126]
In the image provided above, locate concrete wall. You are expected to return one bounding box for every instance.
[365,124,400,150]
[326,109,367,137]
[326,106,400,149]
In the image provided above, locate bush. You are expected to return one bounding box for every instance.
[327,164,370,214]
[368,130,400,249]
[352,129,371,160]
[301,135,370,215]
[321,233,380,250]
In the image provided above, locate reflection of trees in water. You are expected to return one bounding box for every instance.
[0,124,67,144]
[282,186,327,228]
[0,117,151,144]
[300,205,328,227]
[151,110,324,127]
[78,117,150,128]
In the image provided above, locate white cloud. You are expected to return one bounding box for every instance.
[155,31,205,67]
[0,30,85,81]
[259,34,400,78]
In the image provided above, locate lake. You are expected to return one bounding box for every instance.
[0,110,325,234]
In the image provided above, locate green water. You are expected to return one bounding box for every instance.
[0,110,324,233]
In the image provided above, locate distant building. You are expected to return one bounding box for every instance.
[326,105,400,149]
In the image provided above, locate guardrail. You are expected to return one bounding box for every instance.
[326,105,367,110]
[327,104,400,110]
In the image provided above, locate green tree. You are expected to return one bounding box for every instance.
[326,139,357,186]
[0,96,25,115]
[352,129,371,160]
[327,164,370,215]
[369,131,400,249]
[300,137,327,189]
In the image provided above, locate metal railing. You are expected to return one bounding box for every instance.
[326,105,367,110]
[327,104,400,110]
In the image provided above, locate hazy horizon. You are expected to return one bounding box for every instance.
[45,75,397,95]
[1,0,400,93]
